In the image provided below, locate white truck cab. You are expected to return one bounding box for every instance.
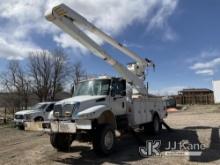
[14,102,55,129]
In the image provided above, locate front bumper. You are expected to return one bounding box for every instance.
[49,119,92,133]
[14,119,25,126]
[50,121,76,133]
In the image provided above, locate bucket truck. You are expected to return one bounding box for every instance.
[44,4,167,155]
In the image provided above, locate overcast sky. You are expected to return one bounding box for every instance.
[0,0,219,95]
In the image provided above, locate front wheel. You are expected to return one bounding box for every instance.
[92,124,116,156]
[34,117,44,122]
[50,133,75,151]
[18,125,24,130]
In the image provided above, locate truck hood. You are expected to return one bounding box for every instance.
[56,95,107,105]
[15,109,41,115]
[55,95,108,117]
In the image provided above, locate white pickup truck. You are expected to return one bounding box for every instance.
[14,102,55,129]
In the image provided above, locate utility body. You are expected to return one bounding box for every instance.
[44,4,167,155]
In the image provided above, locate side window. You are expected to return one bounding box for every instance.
[111,79,126,96]
[46,104,54,112]
[118,80,126,96]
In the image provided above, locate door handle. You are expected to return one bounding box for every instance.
[122,102,125,108]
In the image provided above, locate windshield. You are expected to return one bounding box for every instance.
[74,79,110,96]
[32,103,48,110]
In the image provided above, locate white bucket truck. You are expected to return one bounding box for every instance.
[45,4,167,156]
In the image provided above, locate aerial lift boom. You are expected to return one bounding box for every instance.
[45,4,154,95]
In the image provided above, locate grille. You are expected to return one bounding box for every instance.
[53,104,63,117]
[63,104,74,117]
[15,115,24,119]
[53,104,75,118]
[63,104,74,112]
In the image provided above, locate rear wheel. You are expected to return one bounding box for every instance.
[152,115,160,135]
[92,124,115,156]
[50,133,75,151]
[144,115,161,135]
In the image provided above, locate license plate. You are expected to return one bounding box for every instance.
[16,122,21,125]
[59,123,69,131]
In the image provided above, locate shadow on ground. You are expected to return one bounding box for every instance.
[54,126,220,165]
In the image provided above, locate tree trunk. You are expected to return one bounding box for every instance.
[4,107,7,124]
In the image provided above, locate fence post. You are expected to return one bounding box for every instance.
[4,107,6,124]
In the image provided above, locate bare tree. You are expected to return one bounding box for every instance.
[51,49,70,100]
[1,60,31,110]
[28,49,70,101]
[28,50,53,101]
[70,61,87,95]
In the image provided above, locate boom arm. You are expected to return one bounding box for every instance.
[45,4,151,95]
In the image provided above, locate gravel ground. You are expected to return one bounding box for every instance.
[0,105,220,165]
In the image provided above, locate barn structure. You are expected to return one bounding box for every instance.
[175,88,214,105]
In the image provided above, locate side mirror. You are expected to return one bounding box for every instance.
[71,84,75,96]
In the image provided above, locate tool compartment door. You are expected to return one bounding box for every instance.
[128,98,152,126]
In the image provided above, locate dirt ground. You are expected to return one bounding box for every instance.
[0,105,220,165]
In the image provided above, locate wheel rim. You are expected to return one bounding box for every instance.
[104,130,114,150]
[154,117,159,132]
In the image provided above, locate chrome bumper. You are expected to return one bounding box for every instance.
[50,119,92,133]
[50,121,76,133]
[14,119,25,126]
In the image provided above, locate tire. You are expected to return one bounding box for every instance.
[144,115,161,135]
[50,133,75,151]
[34,117,44,122]
[92,124,116,156]
[151,115,161,135]
[18,125,24,130]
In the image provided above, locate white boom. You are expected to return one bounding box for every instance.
[45,4,154,95]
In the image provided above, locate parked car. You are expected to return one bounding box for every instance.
[14,102,55,129]
[162,96,176,108]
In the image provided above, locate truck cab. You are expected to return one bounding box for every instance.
[51,77,127,125]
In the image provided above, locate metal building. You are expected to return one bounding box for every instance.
[213,80,220,104]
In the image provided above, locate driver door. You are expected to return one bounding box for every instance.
[110,79,126,115]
